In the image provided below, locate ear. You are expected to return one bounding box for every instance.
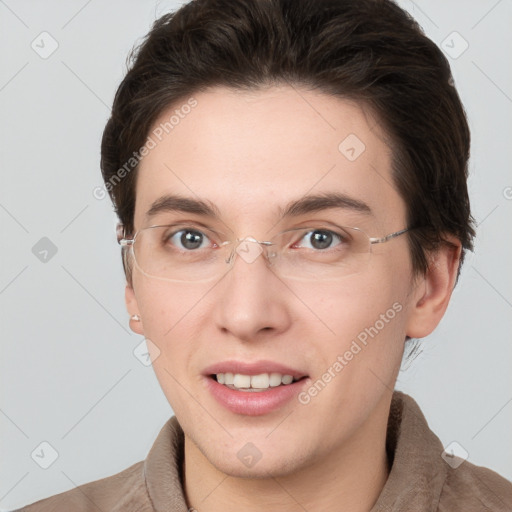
[125,284,144,335]
[405,236,462,339]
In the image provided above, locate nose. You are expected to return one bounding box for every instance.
[212,240,292,342]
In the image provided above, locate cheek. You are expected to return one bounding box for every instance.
[305,265,409,341]
[310,264,411,378]
[133,278,212,411]
[306,282,407,391]
[133,278,208,368]
[135,275,203,330]
[285,277,410,454]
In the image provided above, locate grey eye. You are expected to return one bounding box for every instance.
[298,230,342,250]
[169,229,210,250]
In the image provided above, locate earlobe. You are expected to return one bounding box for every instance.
[405,238,462,339]
[125,284,144,335]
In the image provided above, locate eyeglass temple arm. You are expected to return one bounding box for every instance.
[369,228,409,245]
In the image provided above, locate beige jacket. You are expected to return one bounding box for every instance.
[15,391,512,511]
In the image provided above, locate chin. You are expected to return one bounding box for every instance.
[193,428,316,479]
[208,449,310,479]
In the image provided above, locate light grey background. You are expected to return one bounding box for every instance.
[1,0,511,509]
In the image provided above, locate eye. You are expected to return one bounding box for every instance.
[295,229,345,250]
[166,228,213,251]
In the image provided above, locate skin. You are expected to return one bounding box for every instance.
[125,85,461,512]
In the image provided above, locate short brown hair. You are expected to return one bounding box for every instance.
[101,0,475,279]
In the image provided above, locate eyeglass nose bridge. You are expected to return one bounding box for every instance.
[224,236,276,266]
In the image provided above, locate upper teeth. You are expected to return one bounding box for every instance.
[216,372,295,389]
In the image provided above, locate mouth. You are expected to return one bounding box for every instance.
[209,372,306,392]
[202,361,310,415]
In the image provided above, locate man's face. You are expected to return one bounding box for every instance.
[128,85,419,477]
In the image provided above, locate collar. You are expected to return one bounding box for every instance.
[370,391,447,511]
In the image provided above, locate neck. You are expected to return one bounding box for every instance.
[182,397,392,512]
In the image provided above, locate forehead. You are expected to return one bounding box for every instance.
[134,85,406,231]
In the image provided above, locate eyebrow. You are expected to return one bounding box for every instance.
[279,192,372,217]
[145,192,372,221]
[146,195,221,219]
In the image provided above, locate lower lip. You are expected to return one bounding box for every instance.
[205,376,309,416]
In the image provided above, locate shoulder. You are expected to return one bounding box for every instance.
[14,415,183,512]
[383,392,512,511]
[13,460,153,512]
[438,454,512,510]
